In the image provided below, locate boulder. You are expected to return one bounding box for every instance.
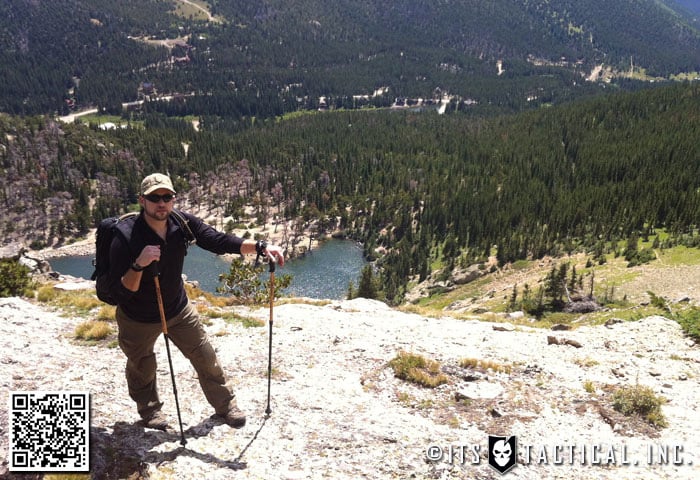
[451,265,483,285]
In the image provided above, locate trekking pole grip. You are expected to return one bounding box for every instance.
[152,262,168,336]
[147,260,160,277]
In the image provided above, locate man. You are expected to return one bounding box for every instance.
[108,173,285,430]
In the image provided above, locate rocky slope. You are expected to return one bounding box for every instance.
[1,293,699,479]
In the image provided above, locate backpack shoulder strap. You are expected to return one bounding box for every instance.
[170,209,196,245]
[112,212,141,251]
[119,211,140,222]
[91,212,140,282]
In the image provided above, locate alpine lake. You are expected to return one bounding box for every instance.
[47,239,367,300]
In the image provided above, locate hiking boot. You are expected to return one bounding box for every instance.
[141,411,170,431]
[217,406,246,428]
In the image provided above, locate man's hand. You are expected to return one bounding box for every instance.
[264,244,285,267]
[135,245,161,269]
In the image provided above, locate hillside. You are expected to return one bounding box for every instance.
[1,0,699,115]
[1,290,699,479]
[674,0,700,16]
[1,81,699,308]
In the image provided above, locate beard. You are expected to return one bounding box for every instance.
[144,206,170,222]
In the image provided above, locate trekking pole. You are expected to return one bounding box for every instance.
[255,248,276,417]
[265,258,276,417]
[152,263,187,446]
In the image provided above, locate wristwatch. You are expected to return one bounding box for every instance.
[130,262,145,272]
[255,240,268,256]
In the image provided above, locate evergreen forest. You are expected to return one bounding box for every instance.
[1,0,699,304]
[1,82,698,304]
[1,0,699,116]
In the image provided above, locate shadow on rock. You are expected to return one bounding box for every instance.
[91,415,269,478]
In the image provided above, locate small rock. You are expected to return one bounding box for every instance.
[604,318,624,328]
[551,324,571,331]
[612,368,625,378]
[54,281,95,291]
[547,336,582,348]
[455,391,470,402]
[492,324,514,332]
[564,339,583,348]
[455,382,504,400]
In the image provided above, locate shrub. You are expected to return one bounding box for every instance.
[217,257,291,304]
[647,291,670,313]
[627,248,656,267]
[674,307,700,343]
[612,384,667,428]
[389,351,448,388]
[0,259,31,297]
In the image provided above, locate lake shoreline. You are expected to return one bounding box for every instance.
[43,237,366,300]
[28,207,325,262]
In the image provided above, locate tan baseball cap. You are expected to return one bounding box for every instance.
[141,173,176,195]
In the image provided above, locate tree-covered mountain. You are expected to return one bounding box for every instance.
[1,1,699,304]
[673,0,700,16]
[1,82,698,303]
[1,0,698,116]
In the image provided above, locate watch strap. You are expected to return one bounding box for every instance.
[130,262,144,272]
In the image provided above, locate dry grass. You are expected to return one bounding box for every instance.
[459,357,512,374]
[74,320,113,341]
[389,351,449,388]
[36,285,103,312]
[94,305,116,321]
[185,283,230,307]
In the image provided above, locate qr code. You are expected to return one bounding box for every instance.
[9,391,90,472]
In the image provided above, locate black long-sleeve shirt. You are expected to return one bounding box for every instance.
[107,210,243,323]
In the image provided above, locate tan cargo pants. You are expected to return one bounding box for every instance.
[115,302,235,419]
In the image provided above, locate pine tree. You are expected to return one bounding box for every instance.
[356,264,378,299]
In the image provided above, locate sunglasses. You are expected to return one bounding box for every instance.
[143,193,175,203]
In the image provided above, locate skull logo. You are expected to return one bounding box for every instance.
[492,439,512,467]
[488,435,517,474]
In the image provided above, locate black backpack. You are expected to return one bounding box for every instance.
[91,210,195,305]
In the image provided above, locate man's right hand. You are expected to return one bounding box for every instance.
[135,245,161,269]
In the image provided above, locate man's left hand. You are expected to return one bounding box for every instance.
[265,244,285,266]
